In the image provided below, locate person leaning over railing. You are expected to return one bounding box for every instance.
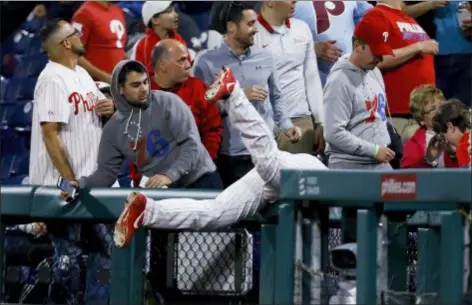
[432,99,471,168]
[400,84,459,169]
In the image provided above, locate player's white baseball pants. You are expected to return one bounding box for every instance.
[142,83,327,302]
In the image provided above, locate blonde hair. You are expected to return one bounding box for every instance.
[409,85,445,125]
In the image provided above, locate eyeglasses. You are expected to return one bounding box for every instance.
[60,28,81,44]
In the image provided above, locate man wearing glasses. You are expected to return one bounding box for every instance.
[29,19,115,305]
[193,1,300,187]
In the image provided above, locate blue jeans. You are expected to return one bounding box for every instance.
[49,223,112,305]
[435,54,471,107]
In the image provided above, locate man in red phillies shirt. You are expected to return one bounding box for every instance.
[131,1,188,88]
[370,0,438,143]
[129,39,223,186]
[72,1,127,84]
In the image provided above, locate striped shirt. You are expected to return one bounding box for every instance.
[29,61,104,186]
[193,42,293,156]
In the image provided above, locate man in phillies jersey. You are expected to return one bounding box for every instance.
[131,1,187,87]
[72,1,127,83]
[295,1,373,86]
[30,19,115,304]
[69,60,221,190]
[372,0,438,143]
[151,39,222,160]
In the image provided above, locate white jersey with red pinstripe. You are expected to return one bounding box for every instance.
[29,61,105,186]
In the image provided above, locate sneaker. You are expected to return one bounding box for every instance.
[114,192,146,248]
[204,66,237,104]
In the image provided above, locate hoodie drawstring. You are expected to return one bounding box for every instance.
[123,108,143,151]
[124,109,134,135]
[134,109,142,151]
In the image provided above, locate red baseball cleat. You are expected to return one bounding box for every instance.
[114,192,147,248]
[205,66,237,104]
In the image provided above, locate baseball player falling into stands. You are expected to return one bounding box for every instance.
[113,66,328,248]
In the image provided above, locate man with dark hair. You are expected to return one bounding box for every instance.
[433,99,471,168]
[193,1,300,187]
[63,59,222,191]
[31,18,115,305]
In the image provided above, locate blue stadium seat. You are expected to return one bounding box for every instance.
[20,16,47,34]
[0,126,30,157]
[9,153,29,176]
[2,174,28,185]
[1,102,15,129]
[13,54,48,77]
[1,77,9,100]
[7,101,33,132]
[4,77,37,101]
[1,155,15,179]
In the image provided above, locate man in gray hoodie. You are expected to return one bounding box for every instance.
[323,9,396,170]
[71,59,221,190]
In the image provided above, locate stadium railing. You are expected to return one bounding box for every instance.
[0,168,470,305]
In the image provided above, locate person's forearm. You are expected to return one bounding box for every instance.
[403,2,434,18]
[78,56,111,83]
[377,43,421,71]
[43,133,75,180]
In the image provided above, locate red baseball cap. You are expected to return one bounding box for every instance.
[353,8,394,57]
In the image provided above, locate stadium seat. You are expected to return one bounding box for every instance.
[2,174,28,185]
[13,54,48,78]
[20,16,46,34]
[9,153,29,176]
[9,100,33,132]
[12,30,35,55]
[0,128,29,157]
[1,77,9,100]
[1,155,16,179]
[4,77,37,101]
[1,102,15,129]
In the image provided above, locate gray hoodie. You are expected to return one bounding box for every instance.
[324,56,391,165]
[79,60,215,188]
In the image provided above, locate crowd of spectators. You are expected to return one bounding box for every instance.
[0,0,471,304]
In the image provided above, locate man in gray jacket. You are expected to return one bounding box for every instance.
[72,59,222,190]
[324,10,395,170]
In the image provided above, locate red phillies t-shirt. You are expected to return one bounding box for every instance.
[72,2,127,74]
[457,130,471,167]
[374,5,435,115]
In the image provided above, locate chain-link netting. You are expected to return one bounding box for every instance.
[145,228,260,305]
[2,221,113,305]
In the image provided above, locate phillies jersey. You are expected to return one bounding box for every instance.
[374,5,435,115]
[72,2,127,74]
[29,61,105,186]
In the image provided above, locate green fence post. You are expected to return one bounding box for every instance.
[357,208,378,305]
[416,228,440,297]
[302,220,312,304]
[274,203,296,305]
[440,211,464,304]
[0,217,5,300]
[386,213,408,292]
[110,228,146,305]
[259,224,276,305]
